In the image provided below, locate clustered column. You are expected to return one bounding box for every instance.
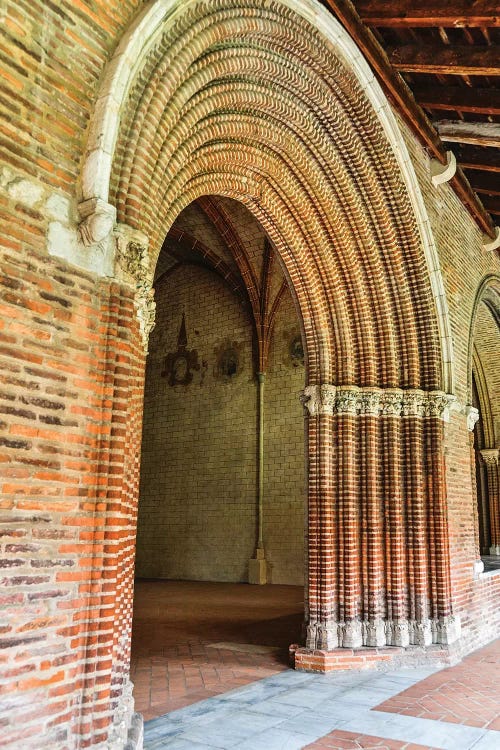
[480,448,500,555]
[302,384,461,650]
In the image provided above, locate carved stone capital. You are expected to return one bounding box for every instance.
[335,386,360,416]
[300,384,336,416]
[78,198,116,247]
[401,390,427,417]
[114,223,151,285]
[359,388,382,416]
[480,448,499,466]
[381,389,403,417]
[426,391,457,421]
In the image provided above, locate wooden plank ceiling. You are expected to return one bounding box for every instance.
[323,1,499,237]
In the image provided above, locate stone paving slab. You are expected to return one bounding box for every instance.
[143,642,500,749]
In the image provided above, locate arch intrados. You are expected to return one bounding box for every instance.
[150,130,414,383]
[153,178,339,383]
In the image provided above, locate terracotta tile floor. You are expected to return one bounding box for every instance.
[130,579,303,720]
[305,729,439,750]
[375,639,500,730]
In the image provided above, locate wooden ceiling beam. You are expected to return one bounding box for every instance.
[388,44,500,76]
[322,0,496,237]
[436,121,500,147]
[467,171,500,196]
[453,145,500,172]
[413,86,500,116]
[479,195,500,216]
[356,1,500,28]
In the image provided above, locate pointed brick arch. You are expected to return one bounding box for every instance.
[74,0,465,744]
[469,276,500,558]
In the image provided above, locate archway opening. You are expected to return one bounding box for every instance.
[470,289,500,573]
[130,197,305,719]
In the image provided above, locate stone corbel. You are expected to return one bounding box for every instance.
[78,198,116,247]
[482,226,500,253]
[464,405,479,432]
[430,150,456,187]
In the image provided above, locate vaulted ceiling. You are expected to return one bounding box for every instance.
[324,0,499,239]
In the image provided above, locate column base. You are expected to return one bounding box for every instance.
[432,615,461,645]
[306,618,436,650]
[489,545,500,556]
[248,548,267,584]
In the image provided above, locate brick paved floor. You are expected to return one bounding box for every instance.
[375,639,500,730]
[304,729,439,750]
[130,579,303,720]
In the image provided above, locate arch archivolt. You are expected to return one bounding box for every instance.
[76,0,456,391]
[75,0,469,703]
[468,276,500,557]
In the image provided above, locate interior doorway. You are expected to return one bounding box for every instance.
[130,196,306,719]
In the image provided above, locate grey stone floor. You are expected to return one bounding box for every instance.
[143,666,500,749]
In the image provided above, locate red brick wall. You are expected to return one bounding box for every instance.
[1,0,140,197]
[444,413,500,650]
[0,245,144,747]
[1,1,500,748]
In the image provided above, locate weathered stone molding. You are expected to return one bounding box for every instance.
[114,223,156,354]
[106,678,143,750]
[301,385,457,421]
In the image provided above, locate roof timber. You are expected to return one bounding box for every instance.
[468,171,500,196]
[480,195,500,215]
[436,121,500,148]
[355,1,500,28]
[453,145,500,172]
[413,86,500,117]
[388,45,500,76]
[322,0,496,237]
